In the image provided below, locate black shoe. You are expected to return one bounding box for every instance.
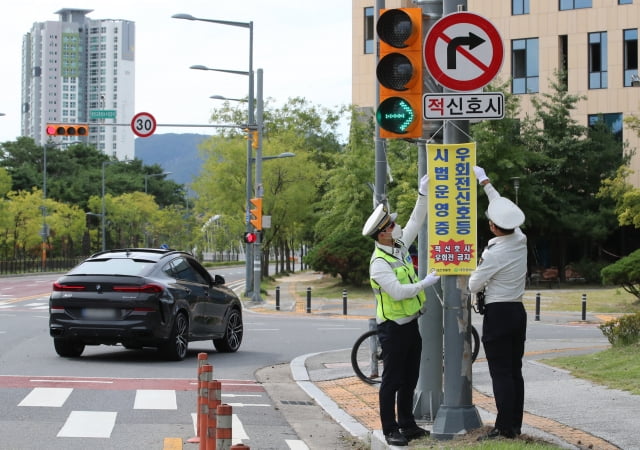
[400,425,430,441]
[478,427,516,441]
[385,430,409,446]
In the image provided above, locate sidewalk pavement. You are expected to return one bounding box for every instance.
[246,271,639,449]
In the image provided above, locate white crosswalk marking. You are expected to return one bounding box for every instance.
[18,387,72,407]
[57,411,117,438]
[133,389,177,409]
[286,439,310,450]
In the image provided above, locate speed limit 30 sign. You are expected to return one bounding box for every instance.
[131,112,157,138]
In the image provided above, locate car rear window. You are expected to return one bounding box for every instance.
[69,258,154,276]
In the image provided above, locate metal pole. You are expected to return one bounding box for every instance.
[415,138,443,421]
[306,287,311,313]
[41,144,48,270]
[244,22,256,298]
[251,68,264,303]
[414,0,444,422]
[374,0,386,207]
[432,0,482,440]
[101,161,107,251]
[535,292,541,321]
[582,293,587,321]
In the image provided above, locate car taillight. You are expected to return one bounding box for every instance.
[113,284,164,294]
[53,282,86,291]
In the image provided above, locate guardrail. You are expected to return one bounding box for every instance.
[0,257,84,276]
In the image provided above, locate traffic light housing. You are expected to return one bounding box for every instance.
[376,8,423,139]
[46,124,89,136]
[249,197,262,231]
[243,232,257,244]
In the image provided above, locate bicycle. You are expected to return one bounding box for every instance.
[350,323,480,385]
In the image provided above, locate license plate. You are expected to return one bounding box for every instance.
[83,308,117,319]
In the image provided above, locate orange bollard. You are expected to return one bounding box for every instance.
[188,354,211,444]
[230,445,250,449]
[216,404,233,450]
[198,364,213,450]
[206,380,222,450]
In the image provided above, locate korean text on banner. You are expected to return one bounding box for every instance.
[427,143,477,274]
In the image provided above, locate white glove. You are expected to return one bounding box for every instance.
[418,174,429,196]
[419,270,440,289]
[473,166,488,184]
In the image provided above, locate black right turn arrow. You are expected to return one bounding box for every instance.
[447,32,485,69]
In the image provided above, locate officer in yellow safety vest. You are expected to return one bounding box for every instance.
[362,174,440,447]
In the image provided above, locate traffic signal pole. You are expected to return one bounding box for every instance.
[413,0,444,423]
[431,0,482,439]
[251,68,264,303]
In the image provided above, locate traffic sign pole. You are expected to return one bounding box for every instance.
[429,7,490,442]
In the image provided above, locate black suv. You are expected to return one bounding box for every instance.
[49,248,243,360]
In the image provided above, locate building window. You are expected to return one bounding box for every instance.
[624,29,638,86]
[589,32,608,89]
[512,38,539,94]
[364,7,374,54]
[559,0,592,10]
[589,113,623,142]
[619,0,633,4]
[512,0,530,15]
[559,35,568,86]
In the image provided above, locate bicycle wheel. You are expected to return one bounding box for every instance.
[471,325,480,363]
[351,329,383,384]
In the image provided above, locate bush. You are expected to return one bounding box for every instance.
[599,312,640,346]
[601,249,640,301]
[304,230,371,286]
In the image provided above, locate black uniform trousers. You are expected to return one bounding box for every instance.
[377,318,421,435]
[482,301,527,434]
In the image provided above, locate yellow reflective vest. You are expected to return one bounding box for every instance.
[370,248,425,322]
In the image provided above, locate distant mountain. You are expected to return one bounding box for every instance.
[135,133,208,186]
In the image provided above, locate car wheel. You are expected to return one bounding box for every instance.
[213,308,243,353]
[53,338,85,357]
[159,312,189,361]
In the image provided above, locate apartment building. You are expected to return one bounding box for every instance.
[352,0,640,187]
[21,8,135,160]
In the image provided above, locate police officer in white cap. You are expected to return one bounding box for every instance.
[469,165,527,440]
[362,174,440,447]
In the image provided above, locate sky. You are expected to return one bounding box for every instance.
[0,0,353,143]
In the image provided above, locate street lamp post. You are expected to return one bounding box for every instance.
[173,12,255,298]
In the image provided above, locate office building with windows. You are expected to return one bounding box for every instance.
[21,8,135,160]
[352,0,640,187]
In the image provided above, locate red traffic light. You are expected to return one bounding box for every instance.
[45,124,89,136]
[243,232,257,244]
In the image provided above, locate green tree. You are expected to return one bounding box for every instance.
[601,249,640,302]
[505,72,623,272]
[194,97,343,275]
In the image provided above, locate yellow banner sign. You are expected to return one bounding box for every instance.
[427,143,477,274]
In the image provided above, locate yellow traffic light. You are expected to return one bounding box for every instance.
[46,124,89,137]
[249,197,263,231]
[376,8,423,139]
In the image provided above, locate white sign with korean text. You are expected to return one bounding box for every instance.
[423,92,504,120]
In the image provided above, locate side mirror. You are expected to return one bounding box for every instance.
[213,274,226,285]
